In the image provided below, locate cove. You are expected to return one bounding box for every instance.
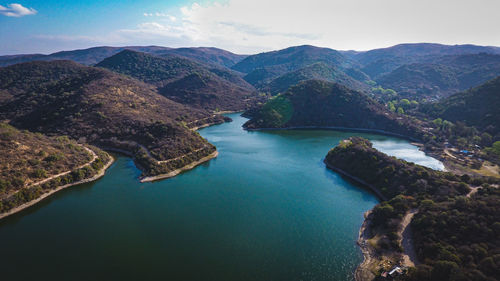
[0,113,443,281]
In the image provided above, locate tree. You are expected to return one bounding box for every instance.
[387,101,396,112]
[400,99,411,109]
[480,132,493,147]
[397,107,405,114]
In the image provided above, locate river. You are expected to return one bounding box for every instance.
[0,113,443,281]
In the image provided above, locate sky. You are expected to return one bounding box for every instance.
[1,0,500,55]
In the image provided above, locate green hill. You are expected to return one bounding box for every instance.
[265,62,369,94]
[243,80,424,140]
[96,50,257,111]
[420,76,500,136]
[376,53,500,98]
[232,45,365,89]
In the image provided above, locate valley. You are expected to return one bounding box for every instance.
[0,42,499,281]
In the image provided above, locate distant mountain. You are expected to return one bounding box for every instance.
[157,47,247,68]
[420,76,500,136]
[231,45,371,94]
[96,50,257,111]
[352,43,500,78]
[264,62,368,94]
[243,80,424,140]
[0,46,246,68]
[233,45,349,73]
[377,53,500,98]
[0,60,220,177]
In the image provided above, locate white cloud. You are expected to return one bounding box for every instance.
[143,11,176,22]
[0,3,37,17]
[26,0,500,54]
[125,0,500,53]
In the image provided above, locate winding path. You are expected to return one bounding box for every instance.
[137,144,208,165]
[26,145,97,189]
[399,209,419,267]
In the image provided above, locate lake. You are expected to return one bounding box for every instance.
[0,113,443,281]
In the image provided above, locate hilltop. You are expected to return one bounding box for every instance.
[0,60,222,178]
[243,80,425,141]
[96,50,258,111]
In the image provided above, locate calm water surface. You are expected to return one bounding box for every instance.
[0,113,442,281]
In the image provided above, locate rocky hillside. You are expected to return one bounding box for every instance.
[0,122,111,216]
[0,60,221,178]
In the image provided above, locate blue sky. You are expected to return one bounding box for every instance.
[1,0,500,55]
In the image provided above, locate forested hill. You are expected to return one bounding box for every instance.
[420,76,500,137]
[325,137,499,281]
[0,60,221,177]
[231,45,366,90]
[375,53,500,97]
[264,62,369,94]
[243,80,425,141]
[96,50,258,111]
[352,43,500,78]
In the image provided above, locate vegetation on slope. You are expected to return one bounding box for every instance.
[96,50,257,111]
[265,62,369,94]
[376,54,500,98]
[244,80,426,141]
[232,45,366,89]
[353,43,500,78]
[325,137,499,281]
[420,76,500,137]
[0,60,218,177]
[0,123,111,215]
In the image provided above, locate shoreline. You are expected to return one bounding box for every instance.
[324,160,388,201]
[355,210,377,281]
[324,160,384,281]
[0,153,114,220]
[139,151,218,182]
[245,126,421,143]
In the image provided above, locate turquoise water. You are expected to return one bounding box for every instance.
[0,114,442,281]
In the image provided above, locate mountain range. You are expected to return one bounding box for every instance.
[2,42,500,100]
